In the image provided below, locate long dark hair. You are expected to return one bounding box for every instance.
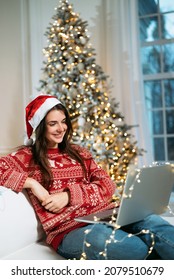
[31,103,86,187]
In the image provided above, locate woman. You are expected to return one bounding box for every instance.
[0,94,174,260]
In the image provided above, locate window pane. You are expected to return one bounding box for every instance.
[159,0,174,13]
[163,44,174,72]
[141,46,161,74]
[144,81,162,109]
[138,0,174,163]
[166,109,174,133]
[161,13,174,39]
[153,137,165,161]
[138,0,158,16]
[152,111,164,134]
[139,16,159,41]
[167,137,174,160]
[164,79,174,107]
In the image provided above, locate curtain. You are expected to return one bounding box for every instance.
[104,0,153,166]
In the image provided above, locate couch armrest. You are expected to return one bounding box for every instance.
[0,186,44,259]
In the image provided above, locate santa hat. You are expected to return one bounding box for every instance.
[25,94,61,145]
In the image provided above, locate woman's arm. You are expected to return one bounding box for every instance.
[0,149,50,202]
[24,177,50,202]
[67,156,116,208]
[0,152,28,193]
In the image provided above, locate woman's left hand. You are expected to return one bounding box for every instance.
[42,191,70,213]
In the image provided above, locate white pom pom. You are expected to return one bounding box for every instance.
[24,137,33,146]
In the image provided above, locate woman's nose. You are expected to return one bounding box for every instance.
[56,123,64,131]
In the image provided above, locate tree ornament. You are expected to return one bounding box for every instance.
[55,63,63,71]
[79,36,86,45]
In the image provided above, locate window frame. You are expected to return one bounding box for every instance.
[137,0,174,163]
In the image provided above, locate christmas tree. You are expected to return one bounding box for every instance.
[39,0,144,192]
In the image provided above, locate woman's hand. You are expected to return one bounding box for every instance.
[42,191,70,213]
[24,177,50,202]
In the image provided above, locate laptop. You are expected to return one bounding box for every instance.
[75,164,174,228]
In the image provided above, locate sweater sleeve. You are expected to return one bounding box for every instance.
[67,151,116,207]
[0,149,30,193]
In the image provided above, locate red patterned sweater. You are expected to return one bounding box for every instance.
[0,145,117,250]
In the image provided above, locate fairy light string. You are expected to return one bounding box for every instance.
[80,225,156,260]
[167,205,174,216]
[79,162,174,260]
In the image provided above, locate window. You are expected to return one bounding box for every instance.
[138,0,174,162]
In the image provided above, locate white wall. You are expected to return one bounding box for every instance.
[0,0,30,154]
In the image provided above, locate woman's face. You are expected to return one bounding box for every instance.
[45,109,67,148]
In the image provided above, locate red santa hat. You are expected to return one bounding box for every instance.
[25,94,61,145]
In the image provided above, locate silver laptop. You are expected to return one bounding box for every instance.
[75,164,174,227]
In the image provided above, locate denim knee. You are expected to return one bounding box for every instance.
[85,224,148,260]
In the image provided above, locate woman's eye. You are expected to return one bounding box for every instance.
[49,122,56,126]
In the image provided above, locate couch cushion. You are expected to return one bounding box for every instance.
[0,186,44,258]
[1,241,64,260]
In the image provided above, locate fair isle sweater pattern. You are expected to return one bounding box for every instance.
[0,146,117,248]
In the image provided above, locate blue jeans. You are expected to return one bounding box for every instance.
[57,214,174,259]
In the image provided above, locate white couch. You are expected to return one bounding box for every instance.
[0,186,64,260]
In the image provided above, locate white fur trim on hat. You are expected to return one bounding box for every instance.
[29,97,61,131]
